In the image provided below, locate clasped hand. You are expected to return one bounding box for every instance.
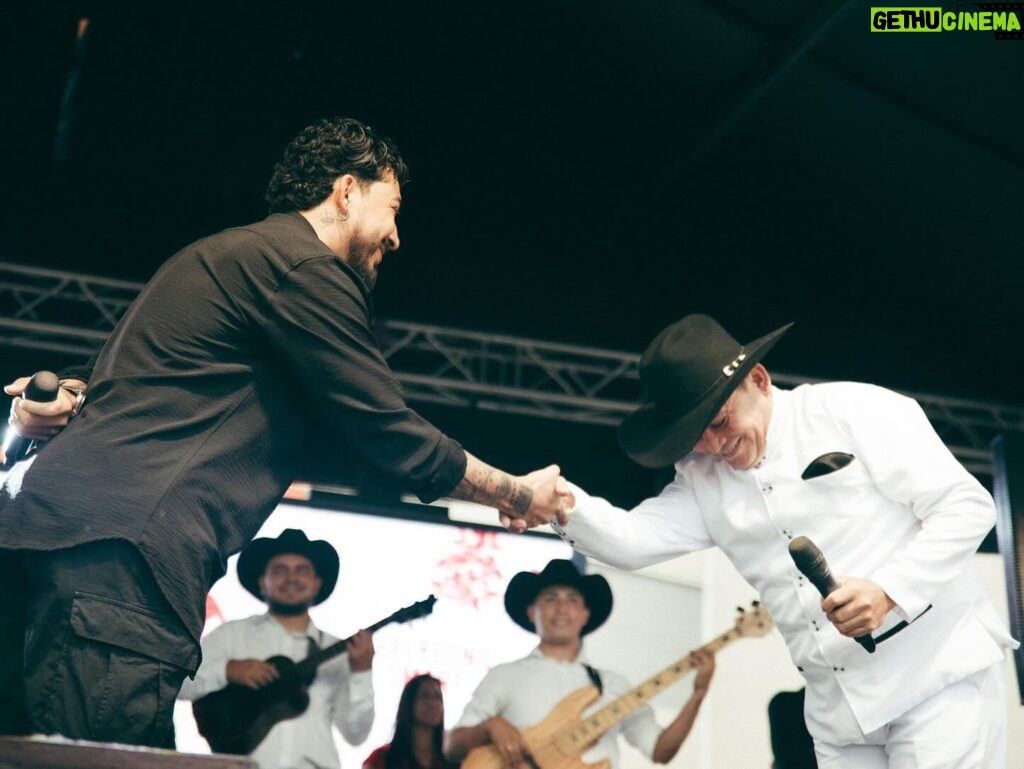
[499,464,576,534]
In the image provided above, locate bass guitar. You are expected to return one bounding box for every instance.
[462,601,772,769]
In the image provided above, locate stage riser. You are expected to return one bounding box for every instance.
[0,737,254,769]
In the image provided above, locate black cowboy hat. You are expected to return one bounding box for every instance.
[504,559,612,636]
[618,314,792,469]
[237,528,340,606]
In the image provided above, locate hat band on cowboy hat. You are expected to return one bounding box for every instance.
[618,315,792,469]
[503,559,612,636]
[236,528,340,606]
[653,349,750,421]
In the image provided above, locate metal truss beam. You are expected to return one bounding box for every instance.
[2,260,1020,476]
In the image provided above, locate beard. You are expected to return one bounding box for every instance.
[348,253,378,290]
[267,599,312,616]
[345,230,381,290]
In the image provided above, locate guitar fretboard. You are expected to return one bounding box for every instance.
[295,615,394,679]
[294,596,435,679]
[555,627,745,752]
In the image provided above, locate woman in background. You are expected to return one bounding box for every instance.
[365,674,454,769]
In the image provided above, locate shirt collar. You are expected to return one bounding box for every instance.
[761,385,790,466]
[258,612,321,640]
[528,645,590,665]
[277,211,376,318]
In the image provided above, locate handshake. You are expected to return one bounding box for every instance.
[503,464,576,534]
[453,455,577,535]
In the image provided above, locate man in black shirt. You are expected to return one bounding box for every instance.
[0,117,571,746]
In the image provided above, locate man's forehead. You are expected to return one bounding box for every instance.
[266,552,315,569]
[536,584,584,599]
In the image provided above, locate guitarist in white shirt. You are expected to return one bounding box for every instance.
[445,559,714,769]
[179,529,375,769]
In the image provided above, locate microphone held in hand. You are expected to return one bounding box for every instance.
[788,535,876,654]
[2,371,60,469]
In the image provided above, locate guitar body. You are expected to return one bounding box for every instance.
[462,685,610,769]
[193,655,313,755]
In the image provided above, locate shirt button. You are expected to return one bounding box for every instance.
[762,484,773,494]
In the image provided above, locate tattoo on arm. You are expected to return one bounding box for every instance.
[453,456,533,515]
[508,483,533,515]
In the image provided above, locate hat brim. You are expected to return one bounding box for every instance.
[237,535,340,606]
[504,568,612,636]
[619,322,792,468]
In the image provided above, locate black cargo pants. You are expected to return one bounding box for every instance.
[0,539,199,746]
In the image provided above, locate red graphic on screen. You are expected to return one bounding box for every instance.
[433,529,503,608]
[203,593,224,637]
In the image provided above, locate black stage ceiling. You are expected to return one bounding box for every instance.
[2,1,1021,504]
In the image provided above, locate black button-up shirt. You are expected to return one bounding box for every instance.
[0,212,466,641]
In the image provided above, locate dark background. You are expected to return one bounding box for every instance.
[1,0,1021,505]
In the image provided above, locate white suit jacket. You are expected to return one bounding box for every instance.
[561,383,1017,743]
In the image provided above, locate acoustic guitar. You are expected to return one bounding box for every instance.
[462,602,773,769]
[193,595,436,755]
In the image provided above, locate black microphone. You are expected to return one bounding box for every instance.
[788,535,876,654]
[2,371,60,469]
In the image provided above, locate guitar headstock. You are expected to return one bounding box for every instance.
[733,601,773,638]
[390,595,437,624]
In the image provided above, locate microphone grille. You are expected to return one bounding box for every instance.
[788,535,821,572]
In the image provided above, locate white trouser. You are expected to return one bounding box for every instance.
[814,661,1007,769]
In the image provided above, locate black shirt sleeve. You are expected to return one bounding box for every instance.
[262,255,466,502]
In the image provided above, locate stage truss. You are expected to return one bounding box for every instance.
[2,260,1020,477]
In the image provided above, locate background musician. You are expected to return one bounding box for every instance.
[179,529,374,769]
[445,559,714,769]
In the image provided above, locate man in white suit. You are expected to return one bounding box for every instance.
[513,314,1017,769]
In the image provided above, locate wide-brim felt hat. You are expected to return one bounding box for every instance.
[237,528,339,606]
[619,314,792,469]
[504,559,612,636]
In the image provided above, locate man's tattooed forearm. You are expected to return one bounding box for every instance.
[454,465,528,513]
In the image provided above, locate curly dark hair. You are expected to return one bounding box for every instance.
[265,117,409,213]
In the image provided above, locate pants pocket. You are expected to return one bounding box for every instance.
[51,592,194,745]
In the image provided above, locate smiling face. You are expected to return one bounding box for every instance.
[692,364,773,470]
[344,171,401,290]
[528,585,591,645]
[259,553,323,613]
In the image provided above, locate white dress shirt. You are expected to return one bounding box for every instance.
[561,382,1017,744]
[454,647,663,769]
[179,613,375,769]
